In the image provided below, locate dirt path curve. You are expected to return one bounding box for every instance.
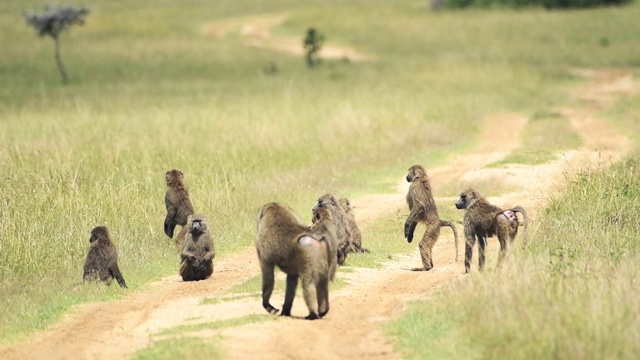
[0,70,634,360]
[202,13,370,61]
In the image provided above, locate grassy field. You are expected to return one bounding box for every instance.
[1,0,639,352]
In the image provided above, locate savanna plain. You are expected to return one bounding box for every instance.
[1,0,640,359]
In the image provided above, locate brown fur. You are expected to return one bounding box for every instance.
[180,214,215,281]
[338,198,369,254]
[455,188,529,273]
[311,207,348,266]
[405,165,459,271]
[83,226,127,288]
[164,169,195,249]
[312,193,352,265]
[256,202,337,320]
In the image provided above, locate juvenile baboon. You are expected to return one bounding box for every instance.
[256,202,337,320]
[455,188,529,273]
[338,198,369,254]
[312,193,352,265]
[404,165,459,271]
[180,214,214,281]
[83,226,127,288]
[164,169,195,249]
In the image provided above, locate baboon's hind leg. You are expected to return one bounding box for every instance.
[413,225,440,271]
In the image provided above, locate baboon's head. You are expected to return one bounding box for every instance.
[406,165,427,183]
[455,188,480,210]
[312,193,338,212]
[312,207,333,224]
[165,169,184,186]
[89,226,110,243]
[338,198,351,213]
[188,214,208,234]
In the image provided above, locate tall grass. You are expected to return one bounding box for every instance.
[387,156,640,359]
[1,0,640,345]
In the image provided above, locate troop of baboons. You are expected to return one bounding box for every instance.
[81,165,529,320]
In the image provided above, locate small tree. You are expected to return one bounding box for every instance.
[303,27,323,68]
[24,5,90,85]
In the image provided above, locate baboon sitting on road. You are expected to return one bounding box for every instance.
[180,214,215,281]
[404,165,459,271]
[311,207,349,266]
[312,193,352,265]
[338,198,369,254]
[83,226,127,288]
[455,188,528,273]
[256,202,337,320]
[164,169,195,249]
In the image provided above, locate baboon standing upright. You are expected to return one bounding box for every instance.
[455,188,528,273]
[180,214,215,281]
[256,202,338,320]
[404,165,459,271]
[83,226,127,288]
[164,169,195,249]
[338,198,369,254]
[312,193,353,265]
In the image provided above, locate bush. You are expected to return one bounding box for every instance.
[442,0,632,9]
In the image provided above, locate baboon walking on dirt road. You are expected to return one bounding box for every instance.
[256,202,338,320]
[455,188,528,273]
[404,165,459,271]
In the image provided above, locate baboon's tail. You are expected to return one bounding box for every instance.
[319,236,336,281]
[511,205,529,248]
[439,220,459,262]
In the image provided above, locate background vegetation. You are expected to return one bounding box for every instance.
[1,0,639,355]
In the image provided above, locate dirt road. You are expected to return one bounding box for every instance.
[0,70,634,360]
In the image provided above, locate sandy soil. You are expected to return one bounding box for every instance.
[0,70,634,360]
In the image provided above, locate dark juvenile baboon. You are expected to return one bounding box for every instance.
[455,188,529,273]
[256,202,337,320]
[164,169,195,249]
[83,226,127,288]
[180,214,215,281]
[312,193,352,265]
[404,165,459,271]
[338,198,369,254]
[311,207,349,266]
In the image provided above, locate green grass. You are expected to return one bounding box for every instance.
[387,155,640,359]
[1,0,640,348]
[491,109,583,166]
[134,337,223,360]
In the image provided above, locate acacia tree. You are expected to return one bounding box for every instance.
[24,5,90,85]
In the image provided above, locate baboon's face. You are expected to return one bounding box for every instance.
[189,216,208,234]
[455,190,477,210]
[406,165,426,183]
[312,194,336,212]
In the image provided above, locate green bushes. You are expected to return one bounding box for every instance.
[441,0,633,9]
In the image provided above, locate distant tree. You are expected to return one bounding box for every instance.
[303,27,323,68]
[24,5,90,84]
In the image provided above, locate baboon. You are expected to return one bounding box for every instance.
[338,198,369,254]
[404,165,459,271]
[83,226,127,288]
[180,214,215,281]
[312,193,353,265]
[311,207,349,266]
[455,188,529,273]
[256,202,338,320]
[164,169,195,249]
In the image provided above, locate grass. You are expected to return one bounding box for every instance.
[1,0,640,350]
[491,110,583,166]
[386,155,640,359]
